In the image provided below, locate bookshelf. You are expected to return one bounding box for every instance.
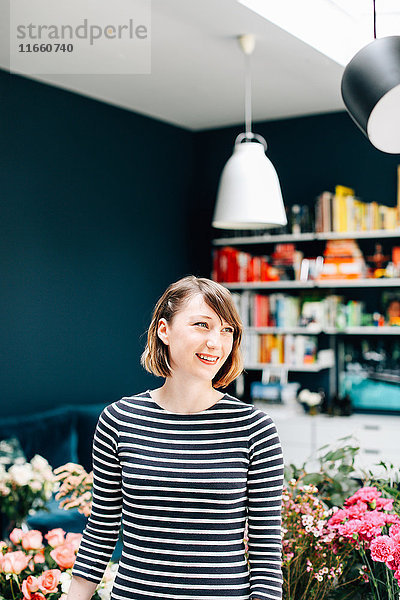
[211,227,400,410]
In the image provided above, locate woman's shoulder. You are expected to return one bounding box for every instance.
[222,394,277,424]
[99,391,151,420]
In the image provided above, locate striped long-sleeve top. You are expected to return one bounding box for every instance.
[71,390,284,600]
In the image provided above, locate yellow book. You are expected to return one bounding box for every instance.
[371,201,379,229]
[339,195,348,232]
[335,185,355,232]
[335,185,355,197]
[397,165,400,225]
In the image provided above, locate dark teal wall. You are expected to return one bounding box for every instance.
[192,111,400,275]
[0,71,195,416]
[2,71,399,417]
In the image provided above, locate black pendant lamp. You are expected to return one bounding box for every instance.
[341,1,400,154]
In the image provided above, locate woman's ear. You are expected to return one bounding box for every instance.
[157,318,169,345]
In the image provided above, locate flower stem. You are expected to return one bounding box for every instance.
[359,546,381,600]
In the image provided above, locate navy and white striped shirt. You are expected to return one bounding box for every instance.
[72,390,284,600]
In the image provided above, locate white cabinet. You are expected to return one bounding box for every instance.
[253,401,400,477]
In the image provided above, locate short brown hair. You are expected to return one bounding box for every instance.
[140,275,243,388]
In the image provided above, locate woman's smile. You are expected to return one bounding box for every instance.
[195,353,220,364]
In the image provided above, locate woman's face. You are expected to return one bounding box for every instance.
[157,294,235,382]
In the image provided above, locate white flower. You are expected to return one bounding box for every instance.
[29,479,43,492]
[60,571,72,593]
[301,515,313,526]
[8,463,33,486]
[97,581,114,600]
[31,455,50,472]
[0,482,10,496]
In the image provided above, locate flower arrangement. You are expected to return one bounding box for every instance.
[53,463,93,518]
[280,478,363,600]
[327,485,400,599]
[0,454,57,529]
[0,526,117,600]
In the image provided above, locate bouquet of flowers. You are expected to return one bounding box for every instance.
[327,485,400,600]
[281,478,363,600]
[0,453,57,529]
[53,463,93,517]
[0,526,117,600]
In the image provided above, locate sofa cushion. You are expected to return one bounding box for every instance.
[75,403,108,472]
[0,407,77,469]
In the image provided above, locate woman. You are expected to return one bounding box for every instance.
[68,275,284,600]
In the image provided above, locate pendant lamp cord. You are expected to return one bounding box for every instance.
[373,0,376,39]
[244,51,252,135]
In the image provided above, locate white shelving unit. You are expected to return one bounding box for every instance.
[247,325,400,335]
[213,228,400,246]
[244,360,334,373]
[223,278,400,289]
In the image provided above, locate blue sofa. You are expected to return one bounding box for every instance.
[0,403,122,559]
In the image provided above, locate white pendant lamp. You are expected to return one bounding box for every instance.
[341,1,400,154]
[212,34,287,230]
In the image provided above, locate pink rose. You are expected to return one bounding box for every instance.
[65,533,82,552]
[45,528,66,548]
[370,535,395,563]
[49,543,76,569]
[38,569,61,594]
[21,531,43,551]
[22,575,40,599]
[30,594,46,600]
[33,553,45,564]
[10,528,24,545]
[2,550,31,574]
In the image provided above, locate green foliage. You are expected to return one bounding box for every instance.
[362,460,400,513]
[284,435,361,508]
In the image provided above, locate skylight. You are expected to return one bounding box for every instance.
[238,0,400,66]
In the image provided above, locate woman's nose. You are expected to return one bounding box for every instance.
[206,333,220,348]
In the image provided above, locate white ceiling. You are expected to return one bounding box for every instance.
[0,0,346,131]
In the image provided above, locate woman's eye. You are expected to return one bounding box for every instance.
[194,322,233,333]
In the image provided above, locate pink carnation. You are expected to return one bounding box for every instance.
[370,536,395,563]
[385,513,400,526]
[390,524,400,538]
[327,509,348,527]
[345,501,369,519]
[338,519,363,538]
[375,497,394,511]
[345,486,381,507]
